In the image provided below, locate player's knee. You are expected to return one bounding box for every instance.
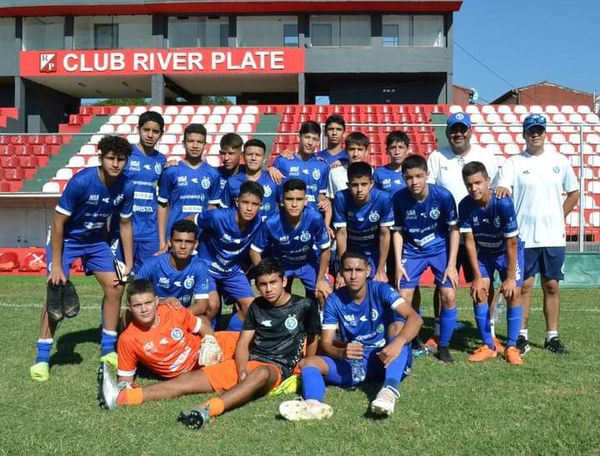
[250,366,274,385]
[542,280,559,295]
[440,290,456,308]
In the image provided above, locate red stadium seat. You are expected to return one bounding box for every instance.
[0,251,19,271]
[71,258,84,273]
[4,168,24,180]
[0,181,11,192]
[19,155,39,169]
[0,156,18,168]
[0,145,14,155]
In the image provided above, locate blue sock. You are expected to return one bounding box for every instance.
[383,342,410,392]
[301,366,326,401]
[439,307,457,347]
[474,303,494,349]
[100,329,117,356]
[227,313,244,332]
[506,305,523,347]
[35,338,53,364]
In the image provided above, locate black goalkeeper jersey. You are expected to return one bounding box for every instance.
[244,294,321,378]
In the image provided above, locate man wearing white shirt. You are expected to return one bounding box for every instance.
[496,114,579,355]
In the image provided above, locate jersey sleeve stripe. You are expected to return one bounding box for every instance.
[319,240,331,249]
[447,220,458,226]
[380,221,394,227]
[193,293,209,300]
[250,244,263,253]
[209,198,221,205]
[459,227,473,233]
[333,222,347,228]
[117,369,137,377]
[322,323,338,330]
[503,230,519,238]
[390,297,405,311]
[157,196,169,204]
[192,317,202,334]
[55,205,72,216]
[119,212,133,219]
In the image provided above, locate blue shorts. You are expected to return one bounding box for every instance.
[479,246,525,287]
[400,250,453,289]
[208,267,254,302]
[47,240,115,278]
[285,263,319,293]
[110,238,159,273]
[322,347,413,388]
[524,247,565,281]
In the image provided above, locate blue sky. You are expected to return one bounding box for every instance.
[453,0,598,103]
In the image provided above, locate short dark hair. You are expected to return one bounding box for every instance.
[401,155,428,174]
[138,111,165,133]
[126,279,156,301]
[282,178,306,194]
[462,161,489,181]
[299,120,321,136]
[220,132,243,150]
[98,135,132,159]
[243,138,266,154]
[386,131,411,148]
[345,131,369,149]
[254,257,285,280]
[183,123,207,142]
[170,219,198,238]
[239,180,264,201]
[325,114,346,130]
[340,251,369,268]
[347,161,373,181]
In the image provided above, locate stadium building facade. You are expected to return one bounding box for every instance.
[0,0,461,132]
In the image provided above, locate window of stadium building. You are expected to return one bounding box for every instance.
[237,16,298,47]
[22,17,64,50]
[167,16,229,48]
[73,16,152,50]
[309,15,370,47]
[382,15,445,47]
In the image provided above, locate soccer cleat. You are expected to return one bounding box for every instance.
[178,406,210,430]
[468,344,498,363]
[99,352,118,369]
[436,346,454,364]
[544,336,568,355]
[493,337,505,355]
[97,362,121,410]
[370,386,398,416]
[516,336,531,356]
[30,362,50,382]
[279,398,333,421]
[504,347,524,366]
[62,280,80,319]
[46,282,64,323]
[423,336,439,353]
[269,374,300,396]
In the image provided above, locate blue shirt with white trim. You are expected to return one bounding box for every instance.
[56,167,134,244]
[273,155,329,211]
[221,171,279,220]
[373,165,406,194]
[315,148,348,166]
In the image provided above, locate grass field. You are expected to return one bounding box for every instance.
[1,275,599,455]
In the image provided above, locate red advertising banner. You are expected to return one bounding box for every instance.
[20,48,305,77]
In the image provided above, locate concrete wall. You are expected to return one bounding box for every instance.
[0,196,58,247]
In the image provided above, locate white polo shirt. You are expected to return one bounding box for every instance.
[326,166,348,199]
[427,144,499,206]
[496,148,578,248]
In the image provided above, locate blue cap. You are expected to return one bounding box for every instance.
[447,112,471,129]
[523,114,546,132]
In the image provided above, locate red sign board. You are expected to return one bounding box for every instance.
[20,48,305,77]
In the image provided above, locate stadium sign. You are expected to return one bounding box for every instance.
[20,48,304,77]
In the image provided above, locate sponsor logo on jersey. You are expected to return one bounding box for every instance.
[171,328,184,341]
[159,337,169,345]
[174,281,182,287]
[201,176,211,189]
[359,315,368,322]
[87,194,99,205]
[143,164,151,170]
[191,177,199,184]
[102,197,111,204]
[279,235,289,243]
[143,341,156,353]
[368,211,380,223]
[376,323,385,334]
[473,216,479,226]
[177,176,188,185]
[289,166,300,175]
[158,277,170,287]
[405,209,417,220]
[285,315,298,331]
[184,276,195,289]
[113,194,124,206]
[129,160,141,171]
[429,207,440,220]
[261,320,273,327]
[134,191,154,201]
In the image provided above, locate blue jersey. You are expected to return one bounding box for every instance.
[194,208,262,275]
[158,161,221,237]
[136,253,210,307]
[315,149,348,167]
[373,165,406,194]
[333,188,394,259]
[459,194,521,255]
[125,145,166,240]
[251,207,331,269]
[216,165,244,202]
[392,184,458,258]
[273,155,328,210]
[56,167,134,244]
[221,171,279,220]
[322,280,404,350]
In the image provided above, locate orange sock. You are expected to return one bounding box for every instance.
[204,397,225,417]
[117,387,144,406]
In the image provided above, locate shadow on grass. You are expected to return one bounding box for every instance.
[50,327,99,366]
[418,316,483,354]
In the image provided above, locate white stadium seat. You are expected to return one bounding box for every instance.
[132,106,147,115]
[560,105,575,114]
[116,106,131,116]
[180,106,195,115]
[213,106,228,115]
[79,144,96,155]
[56,168,73,180]
[228,106,243,115]
[164,106,179,116]
[99,124,115,134]
[42,182,61,193]
[244,106,259,115]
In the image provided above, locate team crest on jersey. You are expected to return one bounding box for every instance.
[263,185,272,197]
[171,328,184,341]
[312,169,321,180]
[371,308,379,321]
[300,231,312,242]
[368,211,380,223]
[285,315,298,331]
[493,216,501,228]
[553,166,560,174]
[429,208,440,220]
[155,163,162,174]
[113,194,124,206]
[183,276,195,289]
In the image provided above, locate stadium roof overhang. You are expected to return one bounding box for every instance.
[0,1,462,16]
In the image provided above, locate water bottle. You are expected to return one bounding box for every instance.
[350,358,366,384]
[493,293,506,325]
[412,338,432,357]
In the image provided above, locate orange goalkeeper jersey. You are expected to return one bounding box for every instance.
[117,306,202,379]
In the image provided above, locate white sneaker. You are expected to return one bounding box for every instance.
[279,398,333,421]
[370,386,398,416]
[97,362,121,410]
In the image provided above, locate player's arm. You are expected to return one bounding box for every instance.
[119,216,134,274]
[189,297,210,317]
[157,202,169,254]
[315,246,332,299]
[464,231,487,303]
[334,227,348,288]
[563,189,579,218]
[392,230,408,289]
[49,211,69,285]
[494,158,514,198]
[319,328,363,360]
[379,299,423,368]
[499,236,519,300]
[235,329,255,382]
[249,248,262,266]
[375,226,390,282]
[317,193,332,225]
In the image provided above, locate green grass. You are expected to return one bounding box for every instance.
[1,276,599,455]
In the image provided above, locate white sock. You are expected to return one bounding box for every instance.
[490,322,496,339]
[546,330,558,342]
[519,329,528,339]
